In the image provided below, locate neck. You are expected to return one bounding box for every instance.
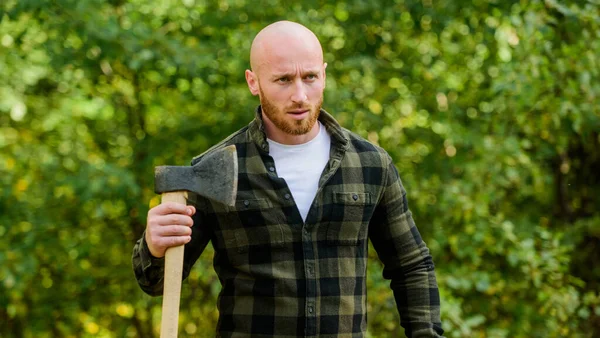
[262,114,320,145]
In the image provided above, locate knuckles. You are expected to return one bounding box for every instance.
[169,215,183,225]
[145,203,194,253]
[149,203,186,216]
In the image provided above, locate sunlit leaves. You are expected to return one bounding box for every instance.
[1,0,599,337]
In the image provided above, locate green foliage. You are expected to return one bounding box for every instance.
[1,0,599,337]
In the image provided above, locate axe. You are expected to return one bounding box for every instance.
[154,145,238,338]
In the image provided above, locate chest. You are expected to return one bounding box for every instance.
[206,150,385,266]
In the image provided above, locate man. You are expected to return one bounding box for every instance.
[133,21,444,337]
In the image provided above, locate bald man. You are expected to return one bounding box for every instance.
[133,21,444,337]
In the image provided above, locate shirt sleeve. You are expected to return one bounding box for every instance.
[368,154,444,337]
[132,195,211,296]
[132,232,165,296]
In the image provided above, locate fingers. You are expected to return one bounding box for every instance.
[145,203,197,257]
[155,224,193,237]
[153,214,194,227]
[154,235,192,249]
[146,224,192,258]
[150,202,195,217]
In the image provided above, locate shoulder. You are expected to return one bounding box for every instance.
[191,125,249,165]
[341,127,393,166]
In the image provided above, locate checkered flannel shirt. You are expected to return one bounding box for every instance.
[133,107,444,337]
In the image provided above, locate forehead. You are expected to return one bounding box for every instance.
[267,56,322,75]
[256,36,323,74]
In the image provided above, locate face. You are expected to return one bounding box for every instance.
[246,34,327,138]
[258,79,323,136]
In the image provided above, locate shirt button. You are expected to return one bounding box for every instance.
[269,166,275,172]
[352,194,359,201]
[243,200,250,206]
[308,306,314,314]
[284,193,291,200]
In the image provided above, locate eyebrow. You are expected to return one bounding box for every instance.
[270,69,320,80]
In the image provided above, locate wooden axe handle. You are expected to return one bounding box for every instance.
[160,191,188,338]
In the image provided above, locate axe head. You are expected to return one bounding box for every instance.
[154,145,238,206]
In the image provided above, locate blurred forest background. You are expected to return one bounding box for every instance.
[1,0,599,337]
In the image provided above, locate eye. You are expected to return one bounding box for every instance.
[305,74,317,80]
[277,77,290,83]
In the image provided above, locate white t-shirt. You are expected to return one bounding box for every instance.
[267,122,331,221]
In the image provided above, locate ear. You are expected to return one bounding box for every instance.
[322,62,328,89]
[245,69,260,96]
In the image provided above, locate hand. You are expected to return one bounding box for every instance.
[145,203,196,258]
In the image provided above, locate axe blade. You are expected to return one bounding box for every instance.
[154,145,238,206]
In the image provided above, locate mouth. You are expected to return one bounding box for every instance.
[288,109,309,120]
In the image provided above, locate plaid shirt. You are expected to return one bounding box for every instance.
[133,107,444,337]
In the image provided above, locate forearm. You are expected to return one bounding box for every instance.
[385,244,443,337]
[132,232,165,296]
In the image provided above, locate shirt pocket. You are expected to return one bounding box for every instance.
[221,198,285,255]
[327,192,375,246]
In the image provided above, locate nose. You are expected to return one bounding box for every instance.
[290,80,308,104]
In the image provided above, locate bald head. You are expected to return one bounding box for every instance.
[250,21,324,72]
[244,21,327,144]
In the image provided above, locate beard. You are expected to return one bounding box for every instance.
[259,86,322,136]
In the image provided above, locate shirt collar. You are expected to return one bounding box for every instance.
[248,105,349,154]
